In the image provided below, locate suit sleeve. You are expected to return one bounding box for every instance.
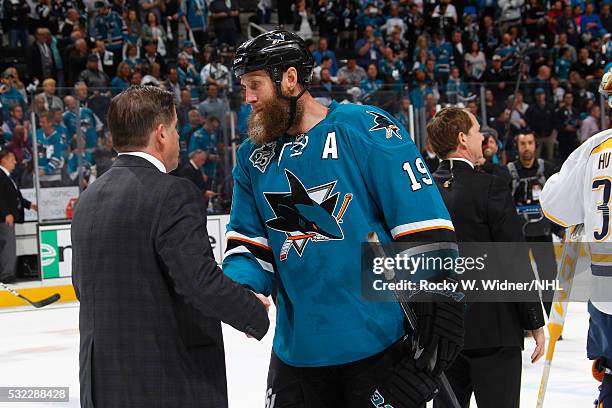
[0,178,11,219]
[487,175,525,242]
[155,177,270,340]
[487,176,545,329]
[222,146,276,296]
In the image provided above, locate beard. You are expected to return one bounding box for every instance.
[520,151,534,162]
[248,94,305,145]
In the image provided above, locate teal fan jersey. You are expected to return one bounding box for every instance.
[222,101,455,367]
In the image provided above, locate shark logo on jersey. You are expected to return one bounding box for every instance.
[250,142,276,173]
[367,111,402,140]
[264,169,353,260]
[266,32,286,44]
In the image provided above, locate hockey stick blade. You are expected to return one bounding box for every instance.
[30,293,61,308]
[0,282,61,308]
[366,232,461,408]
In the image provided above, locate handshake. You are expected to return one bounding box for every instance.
[246,292,271,339]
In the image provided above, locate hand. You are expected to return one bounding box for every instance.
[39,169,45,177]
[411,296,464,376]
[5,214,14,226]
[30,203,38,211]
[204,190,217,200]
[246,293,270,338]
[529,327,545,363]
[255,293,270,312]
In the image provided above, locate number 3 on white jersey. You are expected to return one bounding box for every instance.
[592,176,611,241]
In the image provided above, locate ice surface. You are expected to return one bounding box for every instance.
[0,302,599,407]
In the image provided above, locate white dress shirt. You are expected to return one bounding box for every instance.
[118,152,167,173]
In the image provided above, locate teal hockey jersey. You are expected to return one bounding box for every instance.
[222,101,455,367]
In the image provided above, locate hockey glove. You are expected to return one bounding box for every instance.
[374,352,440,407]
[410,295,464,376]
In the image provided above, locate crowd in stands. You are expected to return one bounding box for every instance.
[1,0,611,211]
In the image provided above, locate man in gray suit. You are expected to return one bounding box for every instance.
[71,86,270,408]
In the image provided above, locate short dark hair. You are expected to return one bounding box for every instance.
[0,146,14,162]
[107,86,175,151]
[427,107,473,159]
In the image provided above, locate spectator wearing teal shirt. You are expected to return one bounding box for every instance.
[111,62,131,96]
[66,136,94,186]
[312,38,338,75]
[179,0,208,45]
[177,52,201,105]
[354,25,384,68]
[359,64,383,99]
[356,3,385,33]
[429,31,453,79]
[188,116,220,181]
[445,66,469,104]
[62,96,102,151]
[123,43,142,72]
[92,2,126,53]
[555,48,573,80]
[36,112,66,183]
[378,48,406,92]
[409,70,434,109]
[180,109,202,164]
[495,33,518,72]
[0,71,28,120]
[51,109,69,144]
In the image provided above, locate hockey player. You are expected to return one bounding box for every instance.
[223,30,464,407]
[540,69,612,408]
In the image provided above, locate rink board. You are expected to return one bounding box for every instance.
[0,215,230,308]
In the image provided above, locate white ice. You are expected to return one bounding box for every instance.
[0,301,599,407]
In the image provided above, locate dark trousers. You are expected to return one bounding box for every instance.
[266,339,421,408]
[434,347,522,408]
[0,223,17,280]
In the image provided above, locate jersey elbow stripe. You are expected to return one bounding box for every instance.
[391,219,455,239]
[225,237,275,272]
[226,231,272,251]
[541,208,568,228]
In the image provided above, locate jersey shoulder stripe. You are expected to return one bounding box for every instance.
[591,136,612,155]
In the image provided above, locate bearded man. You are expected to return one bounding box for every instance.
[222,30,465,407]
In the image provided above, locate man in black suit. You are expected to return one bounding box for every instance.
[28,28,58,82]
[174,149,217,207]
[71,86,270,408]
[0,147,37,283]
[427,108,545,408]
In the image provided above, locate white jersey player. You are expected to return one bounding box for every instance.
[540,70,612,408]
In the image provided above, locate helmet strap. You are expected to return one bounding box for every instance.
[269,68,308,135]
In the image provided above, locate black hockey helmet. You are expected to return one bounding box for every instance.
[233,30,315,87]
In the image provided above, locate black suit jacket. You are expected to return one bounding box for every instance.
[71,155,269,408]
[433,159,544,350]
[28,42,57,81]
[0,169,30,223]
[177,161,208,192]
